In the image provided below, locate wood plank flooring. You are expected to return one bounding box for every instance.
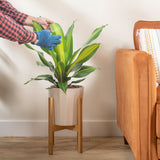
[0,137,135,160]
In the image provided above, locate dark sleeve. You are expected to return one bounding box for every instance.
[0,0,28,25]
[0,12,35,44]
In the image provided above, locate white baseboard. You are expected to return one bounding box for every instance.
[0,120,122,137]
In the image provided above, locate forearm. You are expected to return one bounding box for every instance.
[0,0,28,25]
[0,12,37,44]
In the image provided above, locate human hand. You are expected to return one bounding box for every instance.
[24,16,53,30]
[33,30,61,50]
[34,17,53,30]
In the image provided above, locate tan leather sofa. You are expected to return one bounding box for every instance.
[115,21,160,160]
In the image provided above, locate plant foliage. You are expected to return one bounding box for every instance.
[24,21,107,93]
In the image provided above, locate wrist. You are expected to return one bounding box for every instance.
[24,16,36,26]
[31,32,38,44]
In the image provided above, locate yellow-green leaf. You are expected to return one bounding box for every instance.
[69,48,80,64]
[37,51,50,67]
[73,65,97,78]
[85,24,107,45]
[50,23,66,65]
[58,81,68,94]
[41,48,57,65]
[67,43,100,74]
[54,62,65,82]
[32,20,44,32]
[25,43,34,50]
[69,78,85,86]
[65,21,75,62]
[75,43,100,63]
[24,74,56,85]
[36,61,45,66]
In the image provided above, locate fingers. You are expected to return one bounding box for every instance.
[46,25,51,31]
[52,35,62,40]
[35,17,53,30]
[41,24,49,30]
[47,44,58,50]
[52,44,57,47]
[35,29,61,50]
[48,47,53,50]
[56,40,61,44]
[51,39,61,44]
[49,35,61,46]
[48,41,60,50]
[44,18,53,31]
[46,18,54,24]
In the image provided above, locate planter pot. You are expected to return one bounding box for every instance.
[49,85,83,126]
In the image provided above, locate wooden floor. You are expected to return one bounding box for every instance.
[0,137,135,160]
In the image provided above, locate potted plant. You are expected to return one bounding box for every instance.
[24,21,106,126]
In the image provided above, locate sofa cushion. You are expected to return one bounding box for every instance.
[138,29,160,84]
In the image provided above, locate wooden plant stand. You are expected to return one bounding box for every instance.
[48,97,83,155]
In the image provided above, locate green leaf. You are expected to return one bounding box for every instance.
[73,66,97,78]
[41,47,57,65]
[37,52,55,72]
[50,23,66,65]
[24,74,57,85]
[65,21,75,62]
[46,86,55,89]
[36,61,45,66]
[67,43,100,74]
[25,43,35,50]
[40,47,50,55]
[48,61,55,72]
[75,43,100,63]
[39,48,57,66]
[65,62,82,75]
[24,43,53,63]
[32,20,44,32]
[25,43,41,54]
[25,43,57,67]
[49,50,57,65]
[36,61,54,72]
[69,48,80,64]
[69,78,85,86]
[54,62,65,82]
[58,81,68,93]
[37,51,50,67]
[40,48,57,65]
[84,24,107,45]
[70,62,82,72]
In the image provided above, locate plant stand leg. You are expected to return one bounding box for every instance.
[48,97,53,155]
[78,98,83,153]
[77,132,78,145]
[48,97,83,155]
[53,132,54,145]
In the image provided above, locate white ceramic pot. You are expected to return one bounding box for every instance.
[49,85,83,126]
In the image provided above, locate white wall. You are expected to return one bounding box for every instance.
[0,0,160,136]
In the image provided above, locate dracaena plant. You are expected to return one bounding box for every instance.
[24,21,106,93]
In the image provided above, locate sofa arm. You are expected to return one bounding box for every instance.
[115,49,157,160]
[156,86,160,159]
